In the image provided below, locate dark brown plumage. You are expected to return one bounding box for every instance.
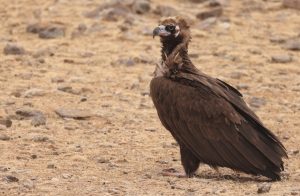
[150,17,287,180]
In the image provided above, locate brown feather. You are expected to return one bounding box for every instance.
[150,17,287,180]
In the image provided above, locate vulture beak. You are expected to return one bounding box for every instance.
[153,25,171,38]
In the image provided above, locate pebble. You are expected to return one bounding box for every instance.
[27,22,66,39]
[0,117,12,127]
[97,158,110,163]
[32,135,49,142]
[248,48,262,55]
[229,71,247,79]
[16,107,44,118]
[153,5,178,17]
[24,88,46,98]
[23,179,35,189]
[197,17,217,30]
[39,26,65,39]
[271,54,292,63]
[249,97,266,108]
[270,35,286,44]
[32,47,55,58]
[132,0,151,14]
[84,7,102,18]
[57,85,74,93]
[71,23,87,38]
[196,7,223,20]
[51,77,65,83]
[236,84,249,90]
[113,58,136,67]
[145,127,156,132]
[0,134,10,141]
[283,0,300,10]
[62,173,72,179]
[257,183,271,194]
[26,23,45,33]
[3,44,26,55]
[55,108,94,119]
[189,0,208,2]
[47,164,56,169]
[3,175,19,183]
[31,114,46,126]
[284,39,300,51]
[209,0,223,7]
[102,7,130,22]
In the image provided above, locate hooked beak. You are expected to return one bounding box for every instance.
[153,25,171,38]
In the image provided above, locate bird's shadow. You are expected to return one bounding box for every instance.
[194,172,272,183]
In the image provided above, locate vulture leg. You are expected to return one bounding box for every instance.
[161,145,200,178]
[180,144,200,177]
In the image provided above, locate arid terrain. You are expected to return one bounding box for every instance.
[0,0,299,195]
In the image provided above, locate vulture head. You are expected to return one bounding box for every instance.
[153,16,190,40]
[153,17,191,60]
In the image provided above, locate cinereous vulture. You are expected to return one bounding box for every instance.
[150,17,287,180]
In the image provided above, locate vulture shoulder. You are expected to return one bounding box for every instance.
[150,71,287,179]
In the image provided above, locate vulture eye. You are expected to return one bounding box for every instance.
[166,25,175,32]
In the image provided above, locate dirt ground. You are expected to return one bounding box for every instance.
[0,0,299,195]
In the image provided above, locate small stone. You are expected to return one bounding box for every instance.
[57,85,73,93]
[24,88,46,98]
[4,175,19,183]
[209,0,222,7]
[51,77,65,83]
[284,39,300,51]
[189,0,208,2]
[102,7,130,22]
[27,22,65,39]
[236,84,249,90]
[145,127,156,132]
[283,0,300,10]
[32,135,49,142]
[113,58,136,67]
[26,23,44,33]
[0,134,10,141]
[16,107,43,118]
[23,179,35,189]
[3,44,25,55]
[31,114,46,127]
[39,27,65,39]
[271,54,292,63]
[47,164,56,169]
[0,117,12,128]
[55,108,94,119]
[0,167,10,172]
[248,48,262,55]
[33,47,55,58]
[196,7,223,20]
[132,0,151,14]
[62,173,72,179]
[229,71,247,79]
[197,17,217,30]
[84,7,101,18]
[249,97,266,108]
[97,158,110,163]
[270,35,286,44]
[257,183,271,194]
[292,150,299,155]
[153,5,178,17]
[31,154,37,159]
[80,97,87,102]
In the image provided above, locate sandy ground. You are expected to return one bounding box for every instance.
[0,0,299,195]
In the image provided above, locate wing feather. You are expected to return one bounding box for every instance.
[150,75,286,179]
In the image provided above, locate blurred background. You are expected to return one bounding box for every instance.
[0,0,299,195]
